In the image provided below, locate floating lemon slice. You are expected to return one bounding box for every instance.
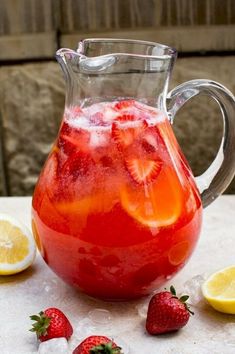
[120,166,182,228]
[0,213,36,275]
[202,266,235,314]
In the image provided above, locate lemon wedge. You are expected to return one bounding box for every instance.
[202,266,235,314]
[0,213,36,275]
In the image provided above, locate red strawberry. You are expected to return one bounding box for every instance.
[30,308,73,342]
[114,100,135,110]
[72,335,122,354]
[125,157,162,184]
[146,286,194,335]
[112,120,147,149]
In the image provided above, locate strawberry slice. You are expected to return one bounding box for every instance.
[60,151,94,180]
[58,122,90,155]
[116,113,135,122]
[125,158,162,184]
[112,120,147,149]
[71,106,83,115]
[114,99,135,110]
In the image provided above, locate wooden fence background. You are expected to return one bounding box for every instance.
[0,0,235,61]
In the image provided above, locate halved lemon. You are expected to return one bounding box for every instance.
[0,213,36,275]
[202,266,235,314]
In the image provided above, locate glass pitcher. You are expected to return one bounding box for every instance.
[32,39,235,300]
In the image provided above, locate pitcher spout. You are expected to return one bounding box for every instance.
[56,48,85,76]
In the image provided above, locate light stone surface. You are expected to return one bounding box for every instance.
[1,196,235,353]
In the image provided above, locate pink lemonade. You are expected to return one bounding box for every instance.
[32,100,202,300]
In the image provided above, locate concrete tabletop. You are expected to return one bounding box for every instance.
[1,196,235,354]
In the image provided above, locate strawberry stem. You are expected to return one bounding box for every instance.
[169,285,194,316]
[90,341,122,354]
[170,285,176,296]
[29,311,51,337]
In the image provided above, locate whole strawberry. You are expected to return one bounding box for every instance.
[146,286,194,334]
[72,335,122,354]
[30,307,73,342]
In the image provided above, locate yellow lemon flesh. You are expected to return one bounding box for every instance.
[0,213,36,275]
[202,266,235,314]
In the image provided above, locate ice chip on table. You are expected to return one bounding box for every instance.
[41,278,67,303]
[74,318,97,340]
[88,308,112,325]
[136,301,148,318]
[38,337,69,354]
[182,274,206,306]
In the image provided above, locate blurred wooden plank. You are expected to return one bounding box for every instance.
[0,32,57,60]
[0,0,58,35]
[60,25,235,53]
[59,0,235,33]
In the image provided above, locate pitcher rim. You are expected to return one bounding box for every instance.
[56,37,177,60]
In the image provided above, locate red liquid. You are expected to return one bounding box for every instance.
[32,100,202,300]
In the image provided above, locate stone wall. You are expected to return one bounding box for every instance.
[0,56,235,195]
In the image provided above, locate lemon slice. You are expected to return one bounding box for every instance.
[202,266,235,314]
[120,166,182,228]
[0,213,36,275]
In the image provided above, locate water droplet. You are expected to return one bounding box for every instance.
[88,308,112,325]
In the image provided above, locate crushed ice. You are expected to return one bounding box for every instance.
[38,337,69,354]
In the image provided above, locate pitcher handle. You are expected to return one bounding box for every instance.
[167,79,235,208]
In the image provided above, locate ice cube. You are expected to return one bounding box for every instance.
[38,337,69,354]
[182,274,206,306]
[88,308,112,325]
[89,130,107,147]
[42,278,62,302]
[136,302,148,318]
[75,318,97,340]
[103,106,118,122]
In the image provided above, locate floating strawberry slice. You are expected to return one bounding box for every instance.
[114,99,135,110]
[61,151,94,180]
[58,122,90,155]
[112,120,147,149]
[115,114,135,122]
[125,157,162,184]
[71,106,83,116]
